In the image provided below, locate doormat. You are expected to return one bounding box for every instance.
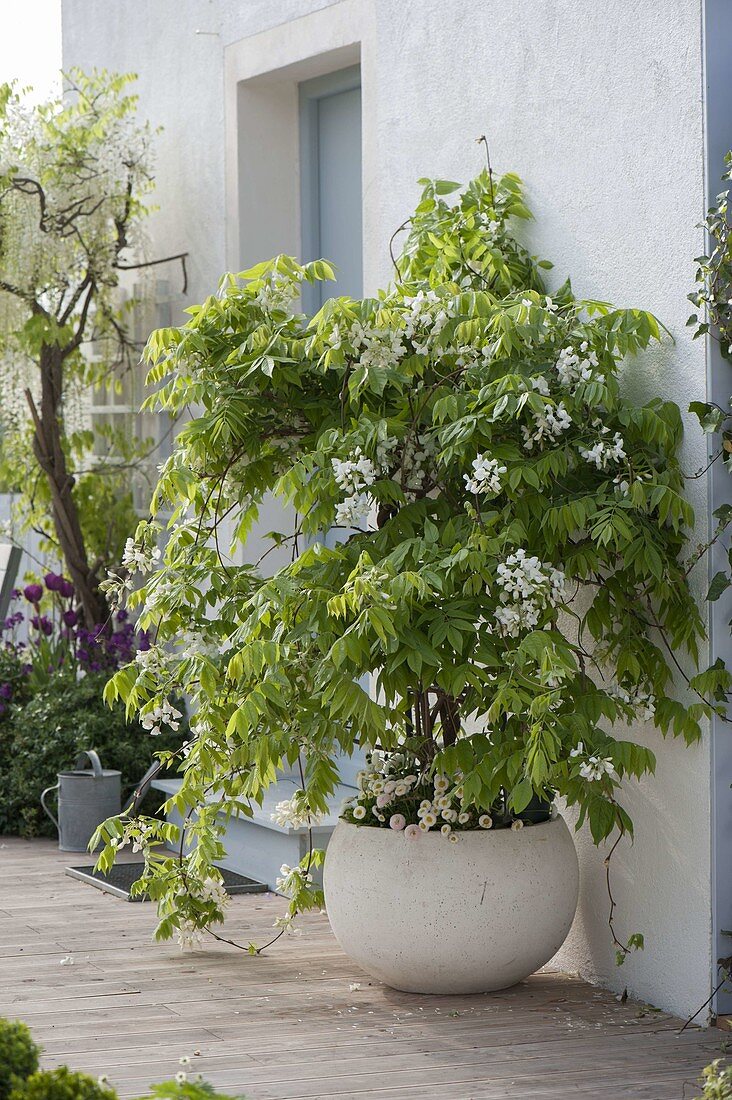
[65,861,268,902]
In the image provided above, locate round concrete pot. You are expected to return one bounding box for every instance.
[323,817,579,994]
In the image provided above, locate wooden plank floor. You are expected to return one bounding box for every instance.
[0,837,724,1100]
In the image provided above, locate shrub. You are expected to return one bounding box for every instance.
[0,674,182,837]
[101,167,711,945]
[0,1019,39,1099]
[9,1067,118,1100]
[695,1060,732,1099]
[137,1082,244,1099]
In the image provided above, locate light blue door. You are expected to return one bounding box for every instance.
[300,68,366,787]
[300,67,362,313]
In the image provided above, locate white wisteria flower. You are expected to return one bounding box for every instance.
[464,453,508,495]
[608,683,656,721]
[271,796,323,829]
[494,549,566,637]
[555,343,604,390]
[579,756,619,782]
[140,699,182,737]
[122,535,161,575]
[177,919,204,950]
[348,318,406,370]
[579,431,627,470]
[332,449,378,494]
[530,374,551,396]
[521,400,572,451]
[134,645,168,675]
[335,493,372,527]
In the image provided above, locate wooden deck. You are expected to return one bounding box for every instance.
[0,837,724,1100]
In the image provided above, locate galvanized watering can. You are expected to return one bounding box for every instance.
[41,750,121,852]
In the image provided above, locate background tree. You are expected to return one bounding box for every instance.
[0,70,183,625]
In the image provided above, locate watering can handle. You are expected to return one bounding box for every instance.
[40,783,59,830]
[74,749,104,778]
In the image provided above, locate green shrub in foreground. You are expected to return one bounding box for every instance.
[8,1067,118,1100]
[0,1019,39,1100]
[0,1014,242,1099]
[137,1081,244,1099]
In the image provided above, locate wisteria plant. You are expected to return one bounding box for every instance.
[99,167,716,956]
[0,70,184,626]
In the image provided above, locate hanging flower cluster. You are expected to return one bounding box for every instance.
[140,698,183,738]
[607,683,656,721]
[493,550,567,637]
[579,429,627,470]
[464,453,507,495]
[569,742,619,783]
[555,343,605,390]
[521,400,573,451]
[271,794,323,830]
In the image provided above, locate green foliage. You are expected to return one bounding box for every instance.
[9,1068,118,1100]
[0,647,33,718]
[0,1019,40,1100]
[689,151,732,356]
[0,674,182,837]
[136,1082,244,1099]
[100,168,705,943]
[694,1060,732,1099]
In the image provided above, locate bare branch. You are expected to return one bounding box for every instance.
[115,251,190,295]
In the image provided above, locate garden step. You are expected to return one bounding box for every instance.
[151,777,357,890]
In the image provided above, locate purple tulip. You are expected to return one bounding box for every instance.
[62,609,78,628]
[58,578,74,599]
[23,584,43,604]
[30,614,53,636]
[44,572,63,592]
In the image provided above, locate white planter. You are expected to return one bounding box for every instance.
[323,816,579,994]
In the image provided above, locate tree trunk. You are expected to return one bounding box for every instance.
[438,692,461,747]
[27,345,108,628]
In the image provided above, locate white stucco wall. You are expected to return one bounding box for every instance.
[62,0,712,1021]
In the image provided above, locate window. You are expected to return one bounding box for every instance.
[89,279,177,510]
